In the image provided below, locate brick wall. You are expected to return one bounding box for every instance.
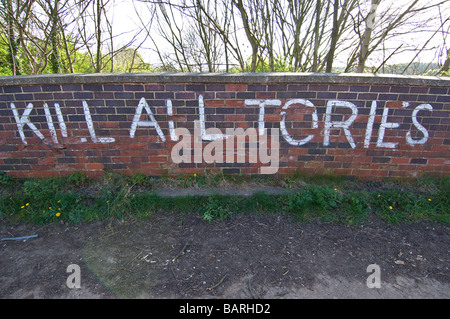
[0,73,449,179]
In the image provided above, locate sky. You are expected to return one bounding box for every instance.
[105,0,449,70]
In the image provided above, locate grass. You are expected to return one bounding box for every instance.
[0,171,448,226]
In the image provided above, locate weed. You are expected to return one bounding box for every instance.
[202,195,233,222]
[129,172,152,187]
[0,172,14,186]
[0,172,448,226]
[66,172,88,187]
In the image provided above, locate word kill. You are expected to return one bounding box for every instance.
[9,95,432,148]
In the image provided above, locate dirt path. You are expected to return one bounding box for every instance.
[1,211,448,299]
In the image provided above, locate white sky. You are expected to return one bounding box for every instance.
[107,0,449,70]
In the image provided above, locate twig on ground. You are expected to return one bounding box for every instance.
[207,274,228,290]
[172,242,189,262]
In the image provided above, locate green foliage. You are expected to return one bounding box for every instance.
[371,188,449,224]
[129,172,152,187]
[67,172,88,187]
[202,195,234,222]
[285,185,343,222]
[0,172,14,186]
[0,172,448,226]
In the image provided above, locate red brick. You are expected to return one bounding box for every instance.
[86,163,104,170]
[226,84,246,92]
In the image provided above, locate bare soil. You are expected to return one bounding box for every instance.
[1,209,449,299]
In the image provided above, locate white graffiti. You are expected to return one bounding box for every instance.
[82,101,115,144]
[130,97,164,141]
[323,100,358,149]
[171,123,279,174]
[280,99,318,146]
[10,96,433,149]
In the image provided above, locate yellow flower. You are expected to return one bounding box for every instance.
[21,205,25,209]
[43,210,45,214]
[378,194,381,197]
[25,203,29,206]
[57,200,61,203]
[334,188,337,191]
[58,208,61,211]
[428,198,432,202]
[106,200,109,204]
[49,207,52,210]
[194,173,197,177]
[56,212,61,217]
[389,206,393,210]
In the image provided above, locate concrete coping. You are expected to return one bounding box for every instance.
[1,72,449,87]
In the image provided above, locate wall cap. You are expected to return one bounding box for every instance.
[1,72,449,87]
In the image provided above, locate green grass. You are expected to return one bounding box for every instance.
[0,171,448,226]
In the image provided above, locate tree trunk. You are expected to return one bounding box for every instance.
[233,0,259,72]
[325,0,339,73]
[357,0,380,73]
[95,0,102,73]
[312,0,321,72]
[5,0,20,75]
[49,0,61,73]
[438,49,450,75]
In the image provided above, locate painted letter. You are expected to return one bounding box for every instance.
[54,103,68,138]
[324,100,358,149]
[364,101,377,148]
[376,103,409,149]
[83,101,115,143]
[198,95,227,141]
[406,104,432,145]
[10,102,45,145]
[280,99,318,146]
[245,99,282,135]
[43,103,58,144]
[166,99,178,141]
[130,97,165,141]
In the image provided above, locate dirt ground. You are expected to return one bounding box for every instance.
[1,203,449,299]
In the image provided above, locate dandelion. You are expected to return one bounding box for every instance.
[334,188,337,191]
[194,173,197,177]
[56,212,61,217]
[378,194,381,197]
[21,205,25,209]
[58,208,61,211]
[49,207,52,210]
[389,206,393,210]
[428,198,432,202]
[26,203,29,206]
[57,200,61,203]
